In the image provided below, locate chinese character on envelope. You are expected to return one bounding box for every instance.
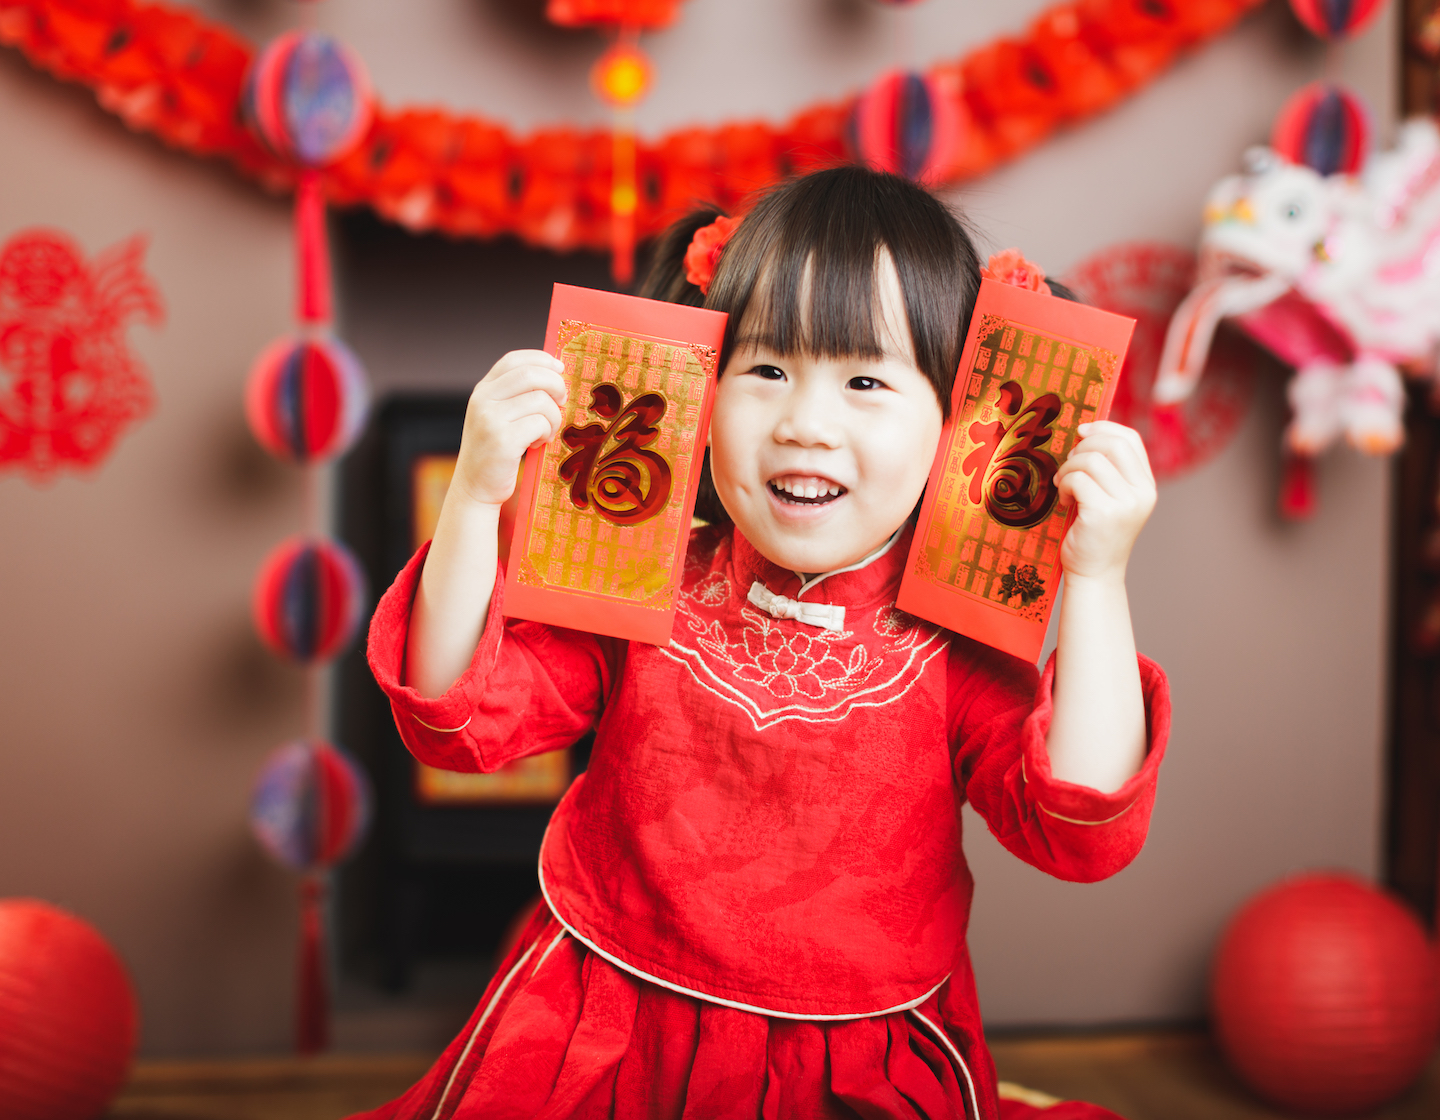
[504,284,727,645]
[898,278,1135,662]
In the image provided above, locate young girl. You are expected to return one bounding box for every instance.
[358,167,1169,1120]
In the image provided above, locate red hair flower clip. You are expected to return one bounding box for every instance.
[684,215,742,296]
[982,248,1051,295]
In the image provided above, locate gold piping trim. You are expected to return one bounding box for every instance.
[412,713,474,734]
[1023,756,1140,826]
[1038,799,1138,827]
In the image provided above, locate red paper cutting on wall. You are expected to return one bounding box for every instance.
[0,229,163,481]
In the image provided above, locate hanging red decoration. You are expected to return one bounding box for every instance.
[0,228,162,482]
[245,334,369,463]
[1062,242,1255,480]
[546,0,687,30]
[1271,82,1371,176]
[1211,873,1440,1115]
[0,899,138,1120]
[850,69,960,183]
[250,739,371,1055]
[0,0,1269,254]
[1287,0,1387,40]
[592,40,652,108]
[242,30,373,168]
[251,537,367,664]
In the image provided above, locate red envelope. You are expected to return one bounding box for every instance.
[897,278,1135,662]
[504,284,727,644]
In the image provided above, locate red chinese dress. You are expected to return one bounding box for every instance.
[353,523,1170,1120]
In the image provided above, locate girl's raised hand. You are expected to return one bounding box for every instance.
[454,349,568,508]
[1054,421,1156,584]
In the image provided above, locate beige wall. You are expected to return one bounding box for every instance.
[0,0,1395,1055]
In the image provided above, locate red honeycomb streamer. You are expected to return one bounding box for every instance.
[0,0,1266,252]
[0,228,163,481]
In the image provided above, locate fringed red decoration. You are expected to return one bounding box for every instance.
[546,0,686,30]
[0,0,1269,253]
[1279,453,1316,520]
[296,875,328,1056]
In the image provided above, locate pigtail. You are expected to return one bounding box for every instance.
[638,207,734,526]
[638,206,726,306]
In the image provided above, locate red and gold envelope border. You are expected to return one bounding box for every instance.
[503,285,726,645]
[899,279,1134,661]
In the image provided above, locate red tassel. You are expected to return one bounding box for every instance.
[295,171,333,325]
[296,874,329,1055]
[1279,453,1317,520]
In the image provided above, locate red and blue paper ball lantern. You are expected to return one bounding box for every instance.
[849,69,959,184]
[0,900,138,1120]
[1271,83,1371,177]
[244,30,374,167]
[252,537,366,664]
[245,334,369,464]
[1288,0,1387,40]
[1211,873,1440,1115]
[250,740,372,874]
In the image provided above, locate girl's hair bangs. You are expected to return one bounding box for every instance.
[705,166,979,416]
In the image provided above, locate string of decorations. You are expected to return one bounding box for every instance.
[1,0,1268,265]
[238,19,375,1057]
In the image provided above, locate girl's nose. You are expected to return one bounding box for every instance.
[774,381,842,448]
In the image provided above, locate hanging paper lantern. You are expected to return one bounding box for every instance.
[252,537,367,665]
[244,30,374,168]
[546,0,685,30]
[245,334,369,464]
[849,70,959,183]
[250,739,371,873]
[592,41,652,108]
[0,899,138,1120]
[250,740,371,1055]
[1211,873,1440,1115]
[1271,83,1371,177]
[1288,0,1387,40]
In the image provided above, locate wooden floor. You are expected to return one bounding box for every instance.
[105,1033,1440,1120]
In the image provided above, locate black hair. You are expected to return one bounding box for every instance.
[640,166,982,524]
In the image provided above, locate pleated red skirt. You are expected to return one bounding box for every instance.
[347,905,1124,1120]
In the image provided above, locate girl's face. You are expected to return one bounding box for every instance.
[709,259,944,575]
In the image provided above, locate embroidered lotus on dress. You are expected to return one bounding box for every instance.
[690,608,882,700]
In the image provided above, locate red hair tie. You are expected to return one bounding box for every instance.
[684,215,741,296]
[982,248,1051,295]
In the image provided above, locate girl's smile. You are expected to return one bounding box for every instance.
[708,258,944,575]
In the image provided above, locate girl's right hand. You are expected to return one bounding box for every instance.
[453,349,568,507]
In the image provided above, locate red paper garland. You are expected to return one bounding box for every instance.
[0,0,1265,252]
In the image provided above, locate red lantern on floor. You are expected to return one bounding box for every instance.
[1271,83,1371,177]
[0,900,138,1120]
[1211,873,1440,1115]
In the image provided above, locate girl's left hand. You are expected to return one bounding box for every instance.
[1054,421,1156,583]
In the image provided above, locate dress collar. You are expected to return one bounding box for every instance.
[732,521,915,627]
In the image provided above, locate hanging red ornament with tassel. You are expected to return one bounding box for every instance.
[250,739,372,1056]
[243,30,374,327]
[593,35,652,285]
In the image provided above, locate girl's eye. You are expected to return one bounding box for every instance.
[848,376,885,391]
[750,364,785,380]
